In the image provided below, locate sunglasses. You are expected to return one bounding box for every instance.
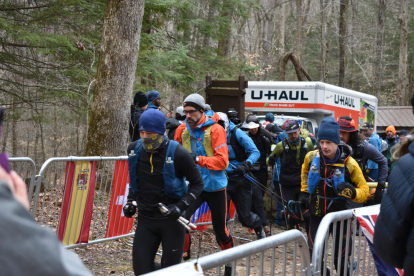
[183,109,199,115]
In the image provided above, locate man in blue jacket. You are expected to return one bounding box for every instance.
[361,122,382,181]
[216,112,265,239]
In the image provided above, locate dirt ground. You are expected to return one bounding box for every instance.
[72,218,302,276]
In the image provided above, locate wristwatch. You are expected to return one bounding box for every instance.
[195,156,199,164]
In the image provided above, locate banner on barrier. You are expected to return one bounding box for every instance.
[354,205,404,276]
[191,201,236,231]
[58,161,97,246]
[105,160,135,238]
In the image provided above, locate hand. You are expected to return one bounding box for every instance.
[166,111,173,119]
[0,166,30,210]
[299,192,310,209]
[234,161,251,175]
[164,204,181,220]
[123,199,137,218]
[336,182,356,199]
[374,181,385,204]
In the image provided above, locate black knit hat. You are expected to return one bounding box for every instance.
[134,91,149,107]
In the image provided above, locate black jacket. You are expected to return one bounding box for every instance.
[249,127,272,169]
[127,139,204,218]
[129,105,145,142]
[374,141,414,274]
[166,118,183,140]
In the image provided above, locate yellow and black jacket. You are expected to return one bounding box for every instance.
[301,142,369,217]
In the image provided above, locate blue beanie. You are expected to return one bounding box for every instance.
[400,129,408,136]
[265,112,274,122]
[139,109,166,135]
[318,117,340,144]
[146,90,161,102]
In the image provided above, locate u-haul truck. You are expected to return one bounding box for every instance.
[245,81,378,135]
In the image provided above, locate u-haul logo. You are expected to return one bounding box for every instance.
[325,91,360,111]
[247,90,310,101]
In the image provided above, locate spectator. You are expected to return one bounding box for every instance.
[374,97,414,274]
[399,129,408,143]
[129,91,148,142]
[0,166,93,276]
[146,90,172,118]
[166,106,186,140]
[360,122,382,182]
[385,125,399,173]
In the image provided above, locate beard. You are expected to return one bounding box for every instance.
[187,113,202,126]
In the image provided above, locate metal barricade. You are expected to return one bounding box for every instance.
[9,157,36,213]
[311,208,377,276]
[145,229,311,276]
[32,156,135,249]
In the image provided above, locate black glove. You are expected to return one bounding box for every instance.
[267,156,276,166]
[123,197,137,218]
[299,192,310,209]
[164,204,182,220]
[374,181,385,204]
[336,182,356,199]
[234,161,251,175]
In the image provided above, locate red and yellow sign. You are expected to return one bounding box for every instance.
[58,161,96,246]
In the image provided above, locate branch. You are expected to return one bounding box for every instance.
[0,4,55,11]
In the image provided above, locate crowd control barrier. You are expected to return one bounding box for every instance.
[31,156,236,249]
[9,157,36,213]
[145,229,311,276]
[311,209,378,276]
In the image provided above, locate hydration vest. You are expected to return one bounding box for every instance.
[182,125,214,157]
[230,127,248,162]
[128,139,187,199]
[307,151,346,201]
[279,137,309,186]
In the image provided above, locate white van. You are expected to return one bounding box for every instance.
[257,114,318,135]
[245,81,378,134]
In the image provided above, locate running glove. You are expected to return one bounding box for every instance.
[234,161,251,175]
[164,204,181,220]
[336,182,356,199]
[123,198,137,218]
[299,192,310,209]
[374,181,385,204]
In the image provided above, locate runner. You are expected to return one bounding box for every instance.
[266,120,313,231]
[301,117,369,276]
[216,112,265,239]
[174,94,234,275]
[124,109,204,275]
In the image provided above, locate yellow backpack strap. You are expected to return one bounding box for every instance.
[182,128,192,153]
[203,125,214,157]
[309,150,317,167]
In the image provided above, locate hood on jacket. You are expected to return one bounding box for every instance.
[216,112,230,133]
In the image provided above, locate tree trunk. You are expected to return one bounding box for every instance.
[409,38,414,102]
[85,0,145,157]
[320,0,327,81]
[217,0,233,57]
[338,0,348,87]
[397,0,408,106]
[374,0,386,104]
[295,0,303,62]
[279,0,286,57]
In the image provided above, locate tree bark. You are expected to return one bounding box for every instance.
[373,0,386,103]
[320,0,327,81]
[85,0,145,156]
[278,0,286,57]
[397,0,409,106]
[295,0,303,62]
[338,0,348,87]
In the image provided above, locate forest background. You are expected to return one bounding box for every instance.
[1,0,414,168]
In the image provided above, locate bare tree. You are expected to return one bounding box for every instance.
[295,0,303,62]
[278,0,286,57]
[397,0,409,105]
[373,0,386,103]
[338,0,349,87]
[320,0,328,81]
[85,0,145,156]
